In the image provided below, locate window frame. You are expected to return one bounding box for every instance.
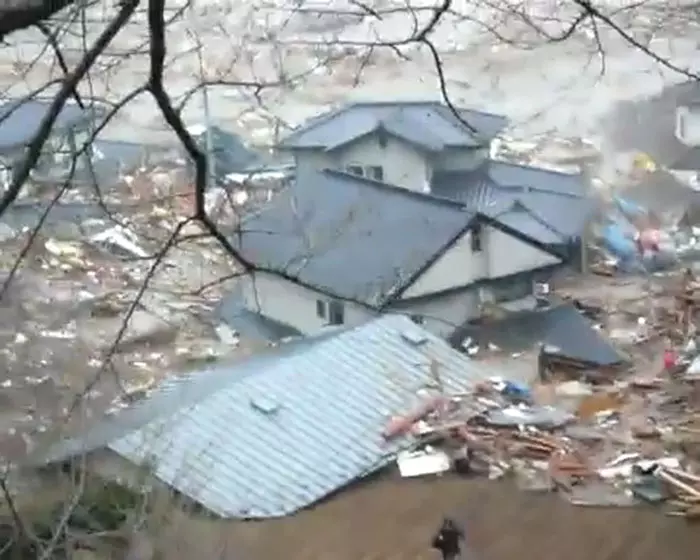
[367,165,384,181]
[346,165,364,177]
[471,223,483,253]
[316,299,327,319]
[328,300,345,325]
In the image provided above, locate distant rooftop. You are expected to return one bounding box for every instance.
[280,100,508,152]
[0,99,93,152]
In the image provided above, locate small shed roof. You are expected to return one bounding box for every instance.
[36,315,494,519]
[0,99,91,151]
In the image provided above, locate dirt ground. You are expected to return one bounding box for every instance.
[158,472,700,560]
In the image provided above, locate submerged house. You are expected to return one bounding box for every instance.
[279,100,591,258]
[33,315,495,518]
[224,167,563,340]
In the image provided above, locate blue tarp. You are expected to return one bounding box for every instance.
[602,222,637,261]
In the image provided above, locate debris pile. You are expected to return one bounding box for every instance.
[388,368,700,520]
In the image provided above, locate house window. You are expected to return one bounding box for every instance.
[367,165,384,181]
[316,299,327,319]
[328,300,345,325]
[346,165,364,177]
[410,314,424,325]
[471,224,483,252]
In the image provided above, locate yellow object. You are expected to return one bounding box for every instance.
[633,152,657,172]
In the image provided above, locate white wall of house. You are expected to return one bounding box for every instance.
[293,135,490,192]
[292,134,431,192]
[486,226,559,278]
[401,226,560,300]
[239,271,375,335]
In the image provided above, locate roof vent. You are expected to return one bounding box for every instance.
[250,396,281,415]
[400,330,428,346]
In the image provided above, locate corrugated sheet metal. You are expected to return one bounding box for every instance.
[281,101,508,150]
[233,169,475,306]
[41,316,493,519]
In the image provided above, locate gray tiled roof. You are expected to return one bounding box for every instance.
[0,99,91,152]
[233,169,477,307]
[35,315,494,519]
[431,161,590,240]
[280,101,508,152]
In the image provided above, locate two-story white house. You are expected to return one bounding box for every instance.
[225,168,563,339]
[280,101,590,258]
[219,101,593,340]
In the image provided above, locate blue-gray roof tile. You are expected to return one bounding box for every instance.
[281,101,508,151]
[431,161,590,240]
[232,169,477,306]
[0,99,91,152]
[37,315,494,518]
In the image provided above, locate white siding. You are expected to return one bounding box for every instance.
[239,272,375,335]
[402,231,485,299]
[402,226,560,299]
[486,226,560,278]
[292,135,431,192]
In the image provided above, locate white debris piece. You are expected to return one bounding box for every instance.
[90,225,149,258]
[397,448,452,478]
[215,323,239,347]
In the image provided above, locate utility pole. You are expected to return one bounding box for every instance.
[188,6,215,190]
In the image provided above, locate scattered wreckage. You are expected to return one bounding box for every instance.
[384,271,700,521]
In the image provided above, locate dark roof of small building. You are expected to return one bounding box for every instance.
[431,160,590,241]
[452,302,623,367]
[0,99,91,152]
[280,101,508,152]
[231,169,480,307]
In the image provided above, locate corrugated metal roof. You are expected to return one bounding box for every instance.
[281,101,508,151]
[0,99,91,151]
[431,161,589,240]
[232,169,476,306]
[38,315,493,519]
